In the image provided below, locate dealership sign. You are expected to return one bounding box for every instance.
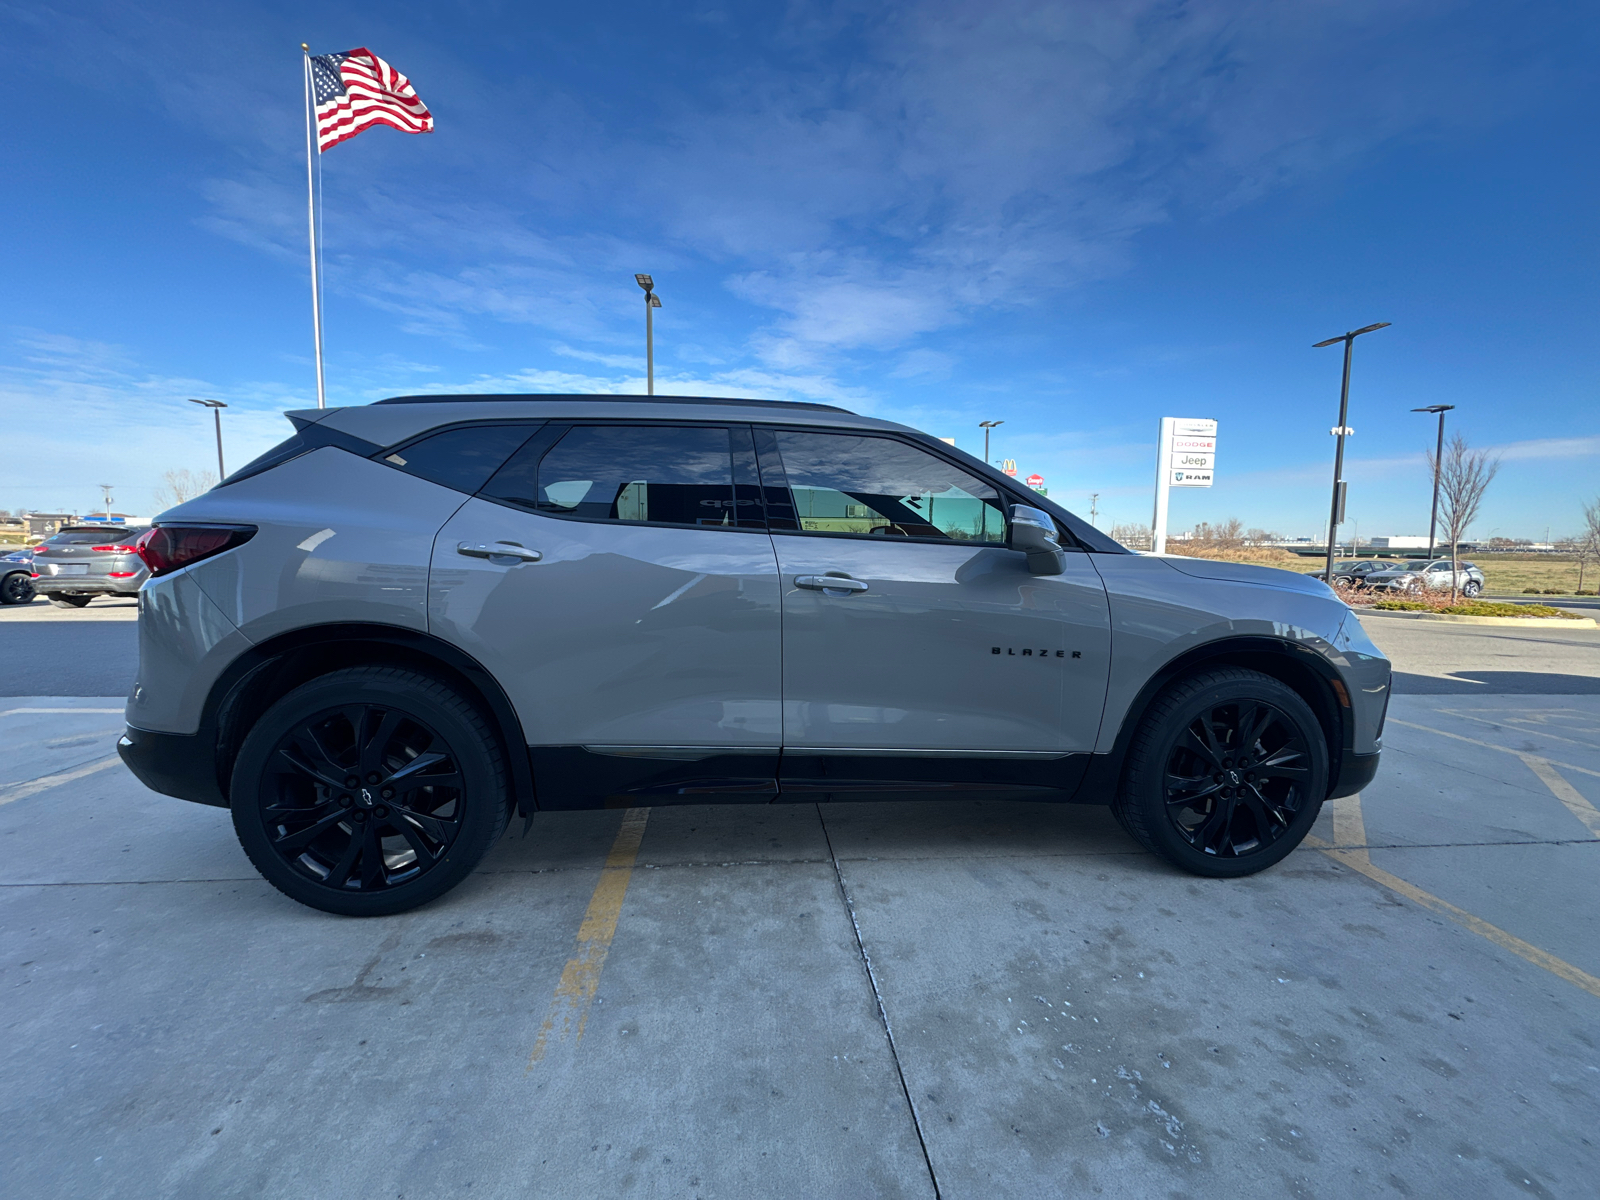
[1152,416,1219,552]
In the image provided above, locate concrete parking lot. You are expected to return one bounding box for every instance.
[2,603,1597,1198]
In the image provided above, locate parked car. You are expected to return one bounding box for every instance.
[1,548,35,605]
[1313,559,1389,588]
[31,525,151,607]
[117,394,1391,916]
[1364,559,1485,597]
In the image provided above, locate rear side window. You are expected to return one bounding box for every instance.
[483,425,739,528]
[381,424,539,494]
[762,430,1007,543]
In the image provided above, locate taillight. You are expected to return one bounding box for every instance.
[107,571,137,578]
[33,544,48,553]
[135,525,256,577]
[91,544,140,553]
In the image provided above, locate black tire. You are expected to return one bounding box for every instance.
[48,594,92,608]
[0,571,34,605]
[1461,580,1481,598]
[230,666,509,916]
[1113,668,1329,878]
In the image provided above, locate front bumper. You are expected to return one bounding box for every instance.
[1329,749,1381,799]
[118,725,228,808]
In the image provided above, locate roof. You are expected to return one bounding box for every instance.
[373,392,852,414]
[303,393,903,449]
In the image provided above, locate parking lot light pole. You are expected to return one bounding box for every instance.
[1411,404,1455,559]
[1313,322,1390,584]
[979,420,1004,465]
[187,398,229,479]
[634,275,661,395]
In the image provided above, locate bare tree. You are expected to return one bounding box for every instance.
[1111,522,1152,551]
[153,468,218,512]
[1244,527,1280,547]
[1428,434,1500,600]
[1576,497,1600,593]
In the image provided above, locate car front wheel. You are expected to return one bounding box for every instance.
[230,666,509,916]
[1114,668,1329,878]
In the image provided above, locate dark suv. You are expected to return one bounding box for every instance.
[117,395,1390,916]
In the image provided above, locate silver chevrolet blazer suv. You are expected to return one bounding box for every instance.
[118,395,1390,916]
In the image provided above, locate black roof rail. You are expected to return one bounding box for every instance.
[372,392,853,414]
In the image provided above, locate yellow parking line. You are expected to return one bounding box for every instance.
[527,808,650,1068]
[1306,794,1600,1001]
[0,755,122,807]
[1388,717,1600,780]
[1518,755,1600,838]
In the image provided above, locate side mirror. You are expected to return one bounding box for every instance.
[1008,504,1065,576]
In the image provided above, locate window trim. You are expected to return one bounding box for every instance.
[475,420,770,535]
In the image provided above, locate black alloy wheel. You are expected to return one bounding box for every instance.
[1114,668,1329,878]
[232,667,508,916]
[0,571,34,605]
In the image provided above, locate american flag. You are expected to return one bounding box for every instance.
[309,48,433,153]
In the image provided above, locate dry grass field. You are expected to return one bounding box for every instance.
[1172,547,1594,595]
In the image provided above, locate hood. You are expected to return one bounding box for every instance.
[1159,555,1337,598]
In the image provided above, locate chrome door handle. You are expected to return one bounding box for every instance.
[795,574,868,593]
[458,541,542,563]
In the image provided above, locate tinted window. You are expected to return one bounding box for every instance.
[491,425,738,528]
[767,431,1006,542]
[48,529,147,545]
[383,424,538,494]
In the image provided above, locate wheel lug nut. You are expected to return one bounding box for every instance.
[338,794,352,807]
[367,773,380,784]
[374,806,388,818]
[346,776,359,788]
[381,788,394,800]
[353,810,366,821]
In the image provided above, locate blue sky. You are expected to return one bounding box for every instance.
[3,0,1595,538]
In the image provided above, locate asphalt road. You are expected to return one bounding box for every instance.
[2,601,1597,1197]
[0,597,138,698]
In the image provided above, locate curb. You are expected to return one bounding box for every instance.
[1355,609,1597,629]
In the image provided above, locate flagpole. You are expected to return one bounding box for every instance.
[301,45,327,409]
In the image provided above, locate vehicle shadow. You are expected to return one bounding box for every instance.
[1394,670,1600,695]
[482,797,1150,876]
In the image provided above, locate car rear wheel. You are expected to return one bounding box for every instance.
[230,666,509,916]
[1,572,34,604]
[1113,668,1329,878]
[48,594,92,608]
[1461,580,1482,598]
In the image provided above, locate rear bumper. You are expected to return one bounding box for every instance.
[35,576,145,595]
[1329,749,1381,800]
[117,725,227,808]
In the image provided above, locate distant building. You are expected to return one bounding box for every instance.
[24,512,77,539]
[1368,536,1431,549]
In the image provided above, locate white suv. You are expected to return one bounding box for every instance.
[117,394,1390,915]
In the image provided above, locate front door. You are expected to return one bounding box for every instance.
[755,428,1111,799]
[429,422,782,808]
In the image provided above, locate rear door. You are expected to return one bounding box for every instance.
[428,422,783,808]
[757,428,1111,799]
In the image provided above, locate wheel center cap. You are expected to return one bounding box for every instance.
[358,788,374,808]
[1226,770,1241,787]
